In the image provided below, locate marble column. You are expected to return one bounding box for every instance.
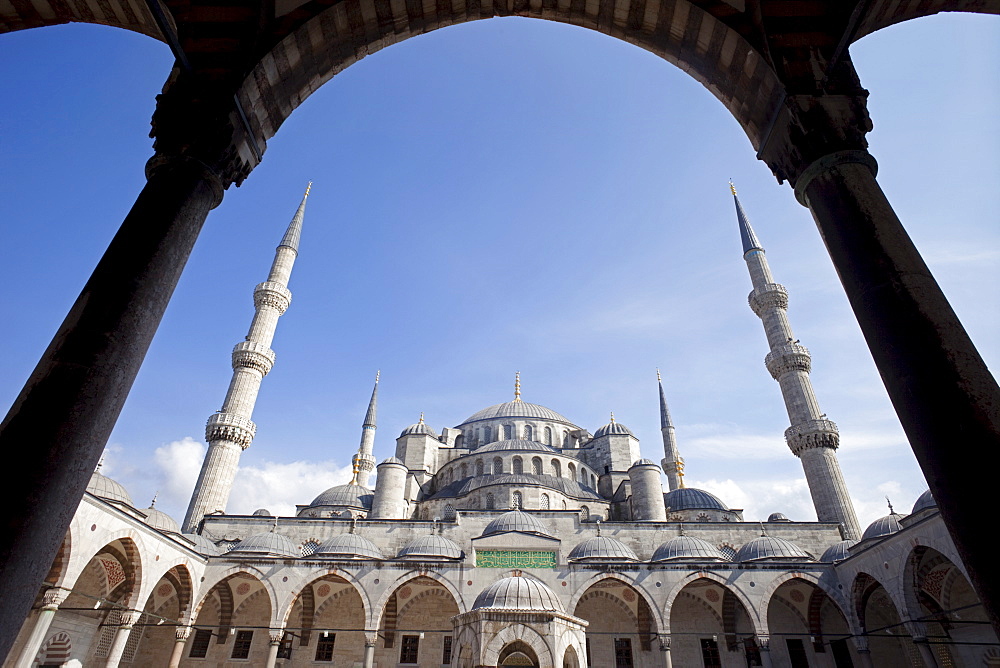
[167,626,191,668]
[104,611,142,668]
[755,635,773,668]
[364,630,378,668]
[13,588,71,668]
[657,634,672,668]
[853,637,875,668]
[264,628,284,668]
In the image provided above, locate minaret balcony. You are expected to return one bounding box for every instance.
[748,283,789,316]
[764,343,812,379]
[785,419,840,455]
[231,341,276,375]
[253,281,292,313]
[205,412,257,448]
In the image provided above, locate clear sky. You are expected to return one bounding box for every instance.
[1,12,997,531]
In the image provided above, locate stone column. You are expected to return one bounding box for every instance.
[755,635,773,668]
[167,626,191,668]
[104,611,142,668]
[912,637,939,667]
[364,630,378,668]
[13,587,71,668]
[852,637,875,668]
[657,634,672,668]
[264,628,284,668]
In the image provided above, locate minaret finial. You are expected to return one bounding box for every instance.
[375,369,380,384]
[729,180,737,196]
[610,411,616,423]
[304,181,312,197]
[150,492,158,508]
[96,455,105,473]
[657,368,662,383]
[886,497,895,514]
[514,371,522,402]
[595,519,602,537]
[731,182,763,255]
[418,412,425,424]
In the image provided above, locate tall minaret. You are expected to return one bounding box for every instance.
[658,370,685,491]
[732,183,860,540]
[182,184,311,533]
[350,371,379,487]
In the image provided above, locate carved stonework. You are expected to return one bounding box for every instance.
[756,635,771,651]
[254,281,292,313]
[765,343,812,379]
[269,629,285,644]
[658,635,671,652]
[231,341,275,375]
[42,587,70,609]
[175,626,192,641]
[205,412,257,448]
[748,283,789,316]
[785,419,840,455]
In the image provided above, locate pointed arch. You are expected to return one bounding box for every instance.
[277,567,372,629]
[662,571,760,635]
[369,570,466,630]
[568,572,664,635]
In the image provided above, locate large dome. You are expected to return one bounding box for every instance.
[663,488,728,512]
[143,504,180,533]
[482,510,552,538]
[911,489,937,515]
[819,539,857,563]
[651,535,728,562]
[87,471,134,507]
[460,401,574,426]
[862,512,905,541]
[473,576,564,612]
[308,484,374,510]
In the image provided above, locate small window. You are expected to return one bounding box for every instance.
[315,633,336,661]
[786,639,809,668]
[552,459,561,478]
[532,457,542,475]
[700,638,722,668]
[523,425,533,440]
[276,632,293,659]
[188,629,212,658]
[476,460,484,476]
[461,463,469,478]
[486,493,495,510]
[400,635,420,664]
[513,457,523,474]
[444,504,456,520]
[231,630,253,659]
[503,424,514,439]
[442,636,453,665]
[544,427,552,445]
[483,426,492,443]
[614,638,634,668]
[493,457,503,474]
[512,491,522,509]
[540,493,550,509]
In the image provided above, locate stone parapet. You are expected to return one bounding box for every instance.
[231,340,275,375]
[764,343,812,379]
[253,281,291,313]
[748,283,788,316]
[785,419,840,455]
[206,412,257,449]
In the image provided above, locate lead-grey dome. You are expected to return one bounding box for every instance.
[862,512,905,541]
[629,459,658,468]
[663,488,728,512]
[228,531,299,558]
[476,440,557,453]
[820,539,857,563]
[252,508,273,517]
[87,471,134,507]
[594,420,634,438]
[143,505,180,533]
[473,576,564,612]
[735,536,811,562]
[315,533,383,559]
[460,402,574,426]
[568,536,638,562]
[308,484,374,510]
[380,456,406,466]
[401,421,438,438]
[482,510,552,538]
[651,535,728,562]
[183,533,222,556]
[767,512,791,522]
[911,490,937,515]
[398,535,463,560]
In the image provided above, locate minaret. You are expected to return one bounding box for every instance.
[350,371,379,487]
[658,370,685,491]
[182,184,311,533]
[732,183,861,540]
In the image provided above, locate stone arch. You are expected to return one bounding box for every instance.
[764,575,857,665]
[662,571,760,635]
[43,529,73,588]
[191,567,276,627]
[370,570,466,629]
[278,567,372,629]
[129,563,197,665]
[562,643,580,668]
[376,573,462,666]
[569,572,663,637]
[61,531,144,606]
[482,623,553,668]
[852,571,914,665]
[757,571,851,627]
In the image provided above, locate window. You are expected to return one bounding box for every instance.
[544,427,552,445]
[493,457,503,474]
[314,633,336,661]
[540,493,550,509]
[276,632,293,659]
[486,493,495,510]
[614,638,634,668]
[830,639,853,668]
[231,630,253,659]
[523,424,533,440]
[483,426,491,443]
[585,638,591,665]
[568,462,576,479]
[700,638,722,668]
[442,636,453,665]
[786,639,809,668]
[532,457,542,475]
[300,540,320,557]
[188,629,212,658]
[400,635,419,664]
[444,504,456,520]
[512,491,522,509]
[461,463,468,478]
[503,424,513,439]
[476,460,484,476]
[513,457,523,474]
[551,459,561,478]
[581,506,590,521]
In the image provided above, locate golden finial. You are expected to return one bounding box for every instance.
[418,412,425,424]
[656,368,662,383]
[350,458,361,485]
[304,181,313,197]
[729,180,737,196]
[514,371,522,402]
[677,459,686,488]
[375,369,380,383]
[610,411,616,423]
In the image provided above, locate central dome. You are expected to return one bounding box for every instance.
[459,401,574,426]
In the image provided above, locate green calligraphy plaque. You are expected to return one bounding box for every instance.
[475,550,557,568]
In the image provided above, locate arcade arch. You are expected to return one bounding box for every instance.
[765,576,858,668]
[668,577,758,668]
[852,571,920,666]
[376,575,460,668]
[128,564,195,665]
[574,577,658,668]
[188,572,273,664]
[281,573,368,664]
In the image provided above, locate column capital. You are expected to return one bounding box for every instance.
[41,587,71,609]
[175,626,192,641]
[268,628,285,644]
[657,634,671,652]
[755,635,771,651]
[852,636,871,653]
[119,611,142,627]
[365,630,378,647]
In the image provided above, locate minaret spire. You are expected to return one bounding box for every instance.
[351,371,380,486]
[182,186,311,533]
[657,369,685,490]
[733,184,860,540]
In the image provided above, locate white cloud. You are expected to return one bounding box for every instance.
[227,459,353,518]
[686,476,813,524]
[153,437,207,510]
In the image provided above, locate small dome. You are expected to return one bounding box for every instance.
[315,533,383,559]
[401,420,438,438]
[594,419,634,438]
[397,535,463,560]
[87,471,134,507]
[143,505,180,533]
[630,459,658,468]
[767,512,791,522]
[182,533,222,555]
[476,440,557,453]
[568,536,638,562]
[380,456,406,466]
[911,490,937,515]
[862,513,905,541]
[228,531,299,558]
[663,488,728,512]
[820,539,858,563]
[473,576,564,612]
[482,510,552,538]
[651,535,728,562]
[735,536,811,562]
[252,508,273,517]
[308,484,374,510]
[460,402,574,426]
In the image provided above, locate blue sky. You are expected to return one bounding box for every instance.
[1,13,997,530]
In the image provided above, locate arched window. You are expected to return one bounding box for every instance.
[455,434,464,449]
[512,457,523,474]
[544,427,552,445]
[531,457,542,475]
[512,491,522,509]
[562,430,570,447]
[493,457,503,475]
[476,459,484,476]
[503,424,514,440]
[591,473,597,488]
[461,463,469,478]
[523,424,533,440]
[444,504,456,520]
[561,499,567,510]
[540,493,550,510]
[568,462,576,480]
[486,493,495,510]
[581,506,590,521]
[483,426,492,443]
[551,459,561,478]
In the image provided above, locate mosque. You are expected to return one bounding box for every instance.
[3,188,995,668]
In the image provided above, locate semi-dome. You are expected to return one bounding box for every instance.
[87,471,134,507]
[862,512,905,541]
[820,539,858,563]
[397,535,463,560]
[460,401,574,426]
[315,533,383,559]
[594,418,634,438]
[473,576,564,612]
[651,535,728,562]
[663,488,728,512]
[307,484,374,510]
[911,489,937,515]
[735,536,812,562]
[228,531,299,558]
[143,504,180,533]
[183,533,222,555]
[482,510,552,538]
[568,536,638,562]
[767,512,791,522]
[476,440,557,453]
